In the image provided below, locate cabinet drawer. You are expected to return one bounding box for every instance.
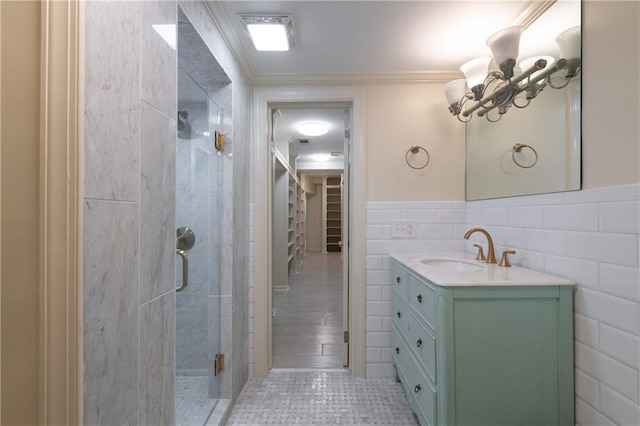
[407,311,437,384]
[391,262,408,301]
[406,356,437,426]
[408,275,436,330]
[392,290,410,334]
[391,323,410,378]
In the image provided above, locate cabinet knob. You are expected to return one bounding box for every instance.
[417,294,423,303]
[396,311,401,318]
[414,385,422,393]
[416,338,422,348]
[395,347,400,354]
[396,276,401,284]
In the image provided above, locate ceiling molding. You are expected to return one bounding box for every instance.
[514,0,557,29]
[250,71,464,86]
[203,0,257,81]
[205,0,558,86]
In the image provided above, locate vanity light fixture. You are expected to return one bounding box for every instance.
[444,25,581,123]
[239,14,295,51]
[298,122,328,137]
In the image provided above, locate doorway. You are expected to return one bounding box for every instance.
[252,86,367,378]
[270,106,350,369]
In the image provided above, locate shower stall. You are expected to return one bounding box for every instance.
[175,8,232,425]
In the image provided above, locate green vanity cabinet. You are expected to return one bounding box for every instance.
[390,258,575,426]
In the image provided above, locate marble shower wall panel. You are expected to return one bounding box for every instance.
[83,200,139,426]
[141,0,177,119]
[84,1,140,202]
[231,81,252,397]
[140,292,176,426]
[83,1,178,424]
[140,103,176,303]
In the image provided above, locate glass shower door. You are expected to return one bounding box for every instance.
[175,13,223,425]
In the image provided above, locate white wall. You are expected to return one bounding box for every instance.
[366,84,466,202]
[306,188,323,252]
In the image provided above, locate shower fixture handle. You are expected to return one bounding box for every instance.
[176,249,188,292]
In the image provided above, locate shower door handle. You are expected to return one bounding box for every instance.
[176,249,188,292]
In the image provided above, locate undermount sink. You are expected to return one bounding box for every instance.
[420,259,484,272]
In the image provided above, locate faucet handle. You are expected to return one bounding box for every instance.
[499,250,516,267]
[473,244,486,262]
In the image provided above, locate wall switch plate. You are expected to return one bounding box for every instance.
[391,220,416,238]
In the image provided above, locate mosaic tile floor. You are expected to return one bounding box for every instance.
[176,376,218,426]
[225,370,419,425]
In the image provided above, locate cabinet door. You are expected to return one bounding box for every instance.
[391,261,408,300]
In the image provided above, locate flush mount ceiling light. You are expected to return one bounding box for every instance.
[298,122,328,137]
[444,25,581,123]
[311,153,331,162]
[239,14,295,52]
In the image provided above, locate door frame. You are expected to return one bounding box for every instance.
[39,0,83,423]
[252,86,366,377]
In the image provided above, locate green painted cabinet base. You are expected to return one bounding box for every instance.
[391,260,575,426]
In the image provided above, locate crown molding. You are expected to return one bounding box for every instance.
[205,0,557,86]
[250,71,464,86]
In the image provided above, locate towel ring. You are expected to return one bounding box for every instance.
[512,143,538,169]
[405,145,430,170]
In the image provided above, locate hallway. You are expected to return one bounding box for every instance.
[272,252,344,369]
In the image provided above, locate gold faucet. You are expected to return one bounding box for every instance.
[464,228,497,264]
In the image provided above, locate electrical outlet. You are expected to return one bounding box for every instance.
[391,220,416,238]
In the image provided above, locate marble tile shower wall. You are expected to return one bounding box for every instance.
[365,202,467,377]
[83,1,176,425]
[466,185,640,426]
[83,1,251,425]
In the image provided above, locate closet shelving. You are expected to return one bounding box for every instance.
[271,144,307,289]
[323,175,343,253]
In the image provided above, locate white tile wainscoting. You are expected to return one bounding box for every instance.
[365,185,640,425]
[466,185,640,426]
[365,201,467,378]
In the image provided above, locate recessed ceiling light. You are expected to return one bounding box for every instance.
[298,122,328,136]
[312,153,331,162]
[240,15,295,52]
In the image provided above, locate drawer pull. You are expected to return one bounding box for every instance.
[395,347,400,354]
[397,311,402,318]
[417,338,422,348]
[417,294,423,303]
[396,276,401,284]
[414,385,422,393]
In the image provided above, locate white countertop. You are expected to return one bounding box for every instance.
[390,252,575,287]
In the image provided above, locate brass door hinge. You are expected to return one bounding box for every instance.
[214,353,224,376]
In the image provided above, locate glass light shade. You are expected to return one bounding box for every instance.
[460,57,492,89]
[298,122,328,136]
[556,26,581,59]
[443,79,467,105]
[520,56,555,82]
[486,26,523,67]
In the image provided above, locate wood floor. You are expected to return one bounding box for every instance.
[272,252,344,369]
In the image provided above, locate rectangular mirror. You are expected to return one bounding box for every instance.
[465,1,581,201]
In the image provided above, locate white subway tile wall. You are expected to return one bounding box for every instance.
[365,185,640,424]
[365,201,467,378]
[465,185,640,426]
